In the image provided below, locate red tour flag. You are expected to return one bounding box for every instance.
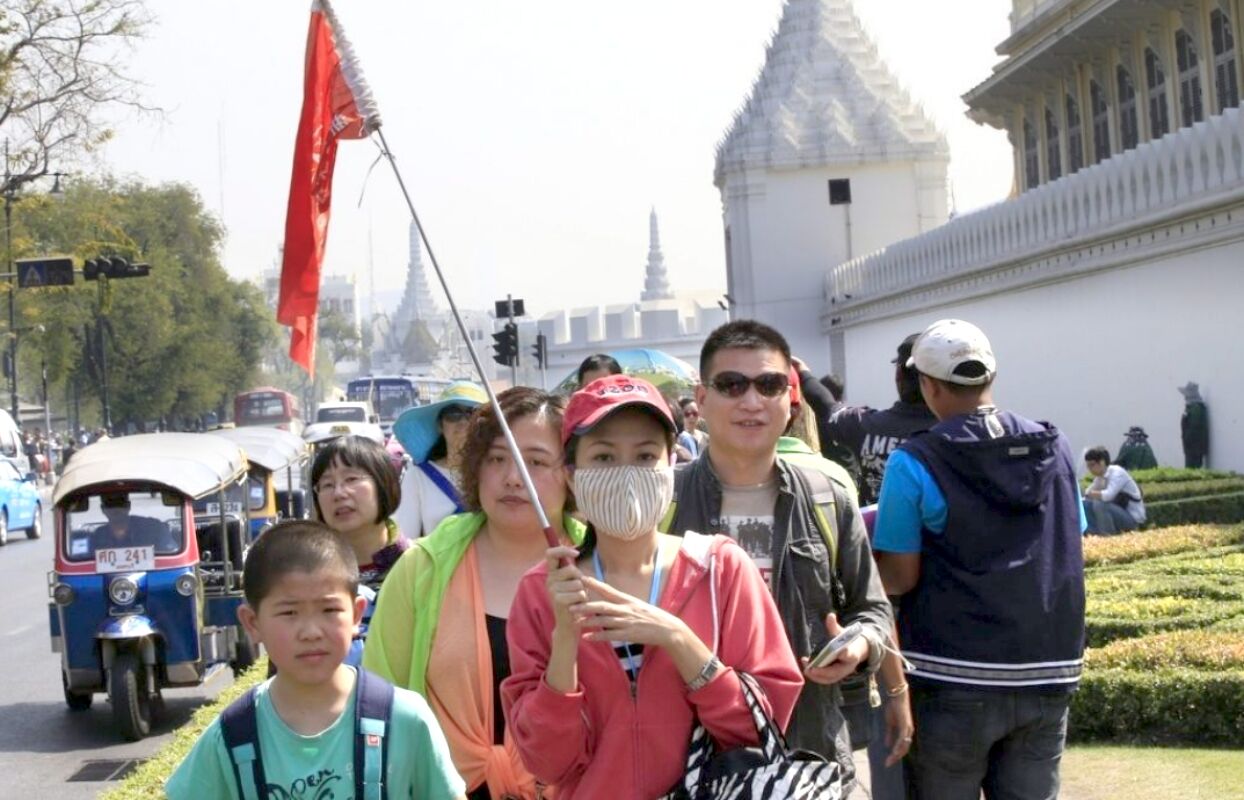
[278,0,380,375]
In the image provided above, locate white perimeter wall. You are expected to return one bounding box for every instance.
[839,242,1244,473]
[725,160,942,373]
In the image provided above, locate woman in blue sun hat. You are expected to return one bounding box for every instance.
[393,381,488,537]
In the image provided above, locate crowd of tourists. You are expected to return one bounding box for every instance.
[164,317,1091,800]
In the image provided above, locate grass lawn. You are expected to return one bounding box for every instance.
[1062,745,1244,800]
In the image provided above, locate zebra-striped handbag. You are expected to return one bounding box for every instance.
[660,673,843,800]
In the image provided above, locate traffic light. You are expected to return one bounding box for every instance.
[83,256,151,280]
[492,322,519,367]
[531,332,547,369]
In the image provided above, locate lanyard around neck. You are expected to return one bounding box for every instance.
[592,544,663,683]
[592,545,663,607]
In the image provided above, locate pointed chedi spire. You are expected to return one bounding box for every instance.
[390,220,440,352]
[714,0,948,187]
[641,207,674,301]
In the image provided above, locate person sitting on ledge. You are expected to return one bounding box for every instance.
[1082,446,1146,535]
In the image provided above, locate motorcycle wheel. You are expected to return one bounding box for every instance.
[110,652,152,741]
[26,505,41,539]
[62,672,93,712]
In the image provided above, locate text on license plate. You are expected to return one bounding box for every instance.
[205,502,243,516]
[96,546,155,573]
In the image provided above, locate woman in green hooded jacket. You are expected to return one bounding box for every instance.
[365,387,584,800]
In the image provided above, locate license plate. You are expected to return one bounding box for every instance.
[205,502,243,516]
[330,424,351,434]
[96,546,155,573]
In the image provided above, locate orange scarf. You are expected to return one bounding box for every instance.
[426,543,544,799]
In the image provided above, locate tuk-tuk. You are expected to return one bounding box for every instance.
[206,426,309,536]
[47,433,255,741]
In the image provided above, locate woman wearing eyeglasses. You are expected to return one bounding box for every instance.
[312,435,412,592]
[310,435,413,669]
[393,381,488,537]
[365,387,586,800]
[502,375,803,799]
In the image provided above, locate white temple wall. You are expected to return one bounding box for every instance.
[725,159,945,371]
[839,241,1244,472]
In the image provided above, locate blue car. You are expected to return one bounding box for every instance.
[0,457,41,545]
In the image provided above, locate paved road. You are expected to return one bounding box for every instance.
[0,494,232,797]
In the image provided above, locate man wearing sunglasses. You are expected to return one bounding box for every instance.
[661,319,893,789]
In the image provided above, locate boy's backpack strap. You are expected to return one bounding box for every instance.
[354,668,396,800]
[220,687,267,800]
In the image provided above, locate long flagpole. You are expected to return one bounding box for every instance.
[374,128,560,551]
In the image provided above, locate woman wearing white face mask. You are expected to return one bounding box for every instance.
[501,375,803,800]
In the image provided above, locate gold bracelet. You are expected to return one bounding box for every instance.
[885,682,909,698]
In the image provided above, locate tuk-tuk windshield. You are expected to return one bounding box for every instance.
[65,490,185,563]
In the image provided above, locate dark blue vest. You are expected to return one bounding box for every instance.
[898,409,1085,691]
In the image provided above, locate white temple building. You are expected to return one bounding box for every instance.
[715,0,950,374]
[824,0,1244,470]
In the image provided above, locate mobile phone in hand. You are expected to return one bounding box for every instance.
[808,622,864,669]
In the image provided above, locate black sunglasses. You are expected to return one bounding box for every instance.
[439,406,473,423]
[708,371,790,399]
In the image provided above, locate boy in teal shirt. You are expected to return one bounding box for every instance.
[167,521,466,800]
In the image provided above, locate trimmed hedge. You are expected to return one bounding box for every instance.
[1086,630,1244,671]
[1144,492,1244,528]
[1070,668,1244,745]
[1084,544,1244,646]
[1129,467,1238,483]
[1080,468,1244,528]
[100,657,270,800]
[1212,614,1244,632]
[1082,524,1244,567]
[1142,478,1244,502]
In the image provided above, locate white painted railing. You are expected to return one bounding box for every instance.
[828,107,1244,304]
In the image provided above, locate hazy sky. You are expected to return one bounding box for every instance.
[99,0,1014,316]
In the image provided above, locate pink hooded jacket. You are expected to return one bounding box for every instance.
[502,532,804,800]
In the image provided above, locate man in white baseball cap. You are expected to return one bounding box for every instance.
[872,318,1087,799]
[906,318,996,386]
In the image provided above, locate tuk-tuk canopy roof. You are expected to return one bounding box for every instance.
[207,427,308,473]
[54,433,249,505]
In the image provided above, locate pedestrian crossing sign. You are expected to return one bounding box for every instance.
[15,257,74,288]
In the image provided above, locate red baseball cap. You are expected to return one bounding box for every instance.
[562,374,676,446]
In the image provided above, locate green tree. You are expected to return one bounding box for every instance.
[14,177,277,430]
[318,307,361,363]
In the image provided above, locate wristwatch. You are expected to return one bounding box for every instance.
[686,656,723,692]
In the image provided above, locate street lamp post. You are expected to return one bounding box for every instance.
[3,141,63,424]
[5,176,16,422]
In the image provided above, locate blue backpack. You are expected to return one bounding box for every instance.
[220,668,395,800]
